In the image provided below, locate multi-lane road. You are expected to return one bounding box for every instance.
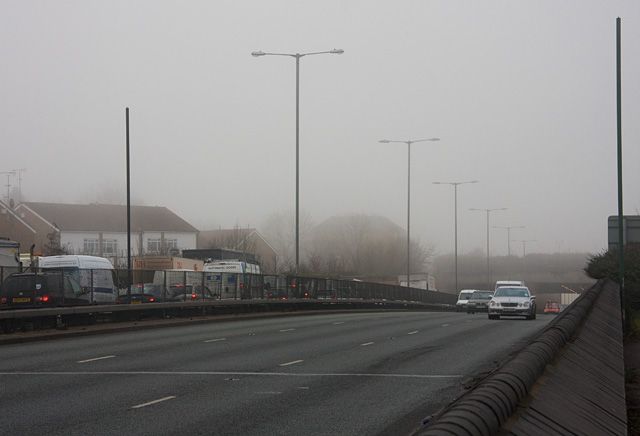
[0,311,553,435]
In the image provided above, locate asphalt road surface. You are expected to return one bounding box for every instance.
[0,311,553,435]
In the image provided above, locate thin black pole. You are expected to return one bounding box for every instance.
[616,18,625,327]
[295,55,300,275]
[407,141,411,291]
[126,108,131,281]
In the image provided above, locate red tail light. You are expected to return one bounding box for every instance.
[1,297,6,304]
[191,294,197,300]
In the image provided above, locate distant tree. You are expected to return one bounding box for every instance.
[261,210,315,274]
[42,230,73,256]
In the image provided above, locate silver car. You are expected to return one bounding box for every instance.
[488,286,536,320]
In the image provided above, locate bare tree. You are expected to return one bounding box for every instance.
[261,209,315,274]
[42,230,73,256]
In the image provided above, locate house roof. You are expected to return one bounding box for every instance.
[198,228,276,252]
[17,202,199,233]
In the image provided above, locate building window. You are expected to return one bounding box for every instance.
[147,238,161,253]
[83,238,99,254]
[165,239,178,250]
[103,239,118,255]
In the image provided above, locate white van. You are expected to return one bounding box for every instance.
[495,280,525,291]
[456,289,477,312]
[38,255,118,304]
[152,269,204,287]
[203,261,261,274]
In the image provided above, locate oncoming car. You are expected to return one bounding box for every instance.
[455,290,476,312]
[544,301,560,314]
[466,291,494,314]
[488,286,536,320]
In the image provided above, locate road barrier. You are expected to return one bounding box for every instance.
[415,278,626,435]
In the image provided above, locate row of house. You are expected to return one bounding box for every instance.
[0,201,277,272]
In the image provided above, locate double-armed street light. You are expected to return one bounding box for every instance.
[469,207,507,290]
[433,180,479,292]
[252,49,344,274]
[379,138,440,290]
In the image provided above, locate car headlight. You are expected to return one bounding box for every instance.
[520,301,530,308]
[489,301,498,307]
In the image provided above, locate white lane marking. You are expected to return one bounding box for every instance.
[408,331,419,335]
[204,338,226,343]
[332,322,345,325]
[441,324,450,327]
[279,329,296,332]
[77,355,116,363]
[279,360,304,367]
[132,396,176,409]
[361,342,375,346]
[1,371,462,378]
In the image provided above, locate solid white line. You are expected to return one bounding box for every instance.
[77,355,116,363]
[1,371,462,378]
[132,396,176,409]
[279,329,296,332]
[408,331,419,335]
[204,338,226,343]
[441,324,450,327]
[332,322,345,325]
[361,342,375,346]
[279,360,303,367]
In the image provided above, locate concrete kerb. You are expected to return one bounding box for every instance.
[414,279,606,436]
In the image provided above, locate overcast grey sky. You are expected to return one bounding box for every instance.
[2,1,639,257]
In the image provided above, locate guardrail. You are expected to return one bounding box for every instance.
[415,278,626,435]
[0,268,456,333]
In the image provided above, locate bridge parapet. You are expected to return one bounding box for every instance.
[416,278,626,435]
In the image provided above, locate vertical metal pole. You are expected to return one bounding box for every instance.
[616,17,625,326]
[454,184,458,292]
[126,108,131,288]
[407,141,411,290]
[486,210,491,291]
[295,55,300,275]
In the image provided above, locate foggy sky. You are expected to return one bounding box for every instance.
[2,1,640,257]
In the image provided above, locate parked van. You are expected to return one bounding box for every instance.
[38,255,118,304]
[456,289,477,312]
[495,280,525,291]
[152,269,204,287]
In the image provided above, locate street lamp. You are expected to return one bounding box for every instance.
[433,180,478,292]
[252,48,344,274]
[380,138,440,290]
[469,207,507,290]
[492,225,525,257]
[514,239,537,276]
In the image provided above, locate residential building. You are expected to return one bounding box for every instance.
[0,202,198,265]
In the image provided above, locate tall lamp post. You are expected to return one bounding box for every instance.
[492,225,525,257]
[433,180,478,292]
[252,48,344,274]
[380,138,440,290]
[514,239,537,276]
[469,207,507,290]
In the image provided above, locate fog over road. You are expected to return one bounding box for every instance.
[1,312,552,435]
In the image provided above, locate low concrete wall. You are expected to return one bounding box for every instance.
[415,278,626,435]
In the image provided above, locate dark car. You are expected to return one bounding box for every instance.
[170,284,217,301]
[268,288,287,300]
[0,272,89,309]
[117,283,176,304]
[466,291,494,314]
